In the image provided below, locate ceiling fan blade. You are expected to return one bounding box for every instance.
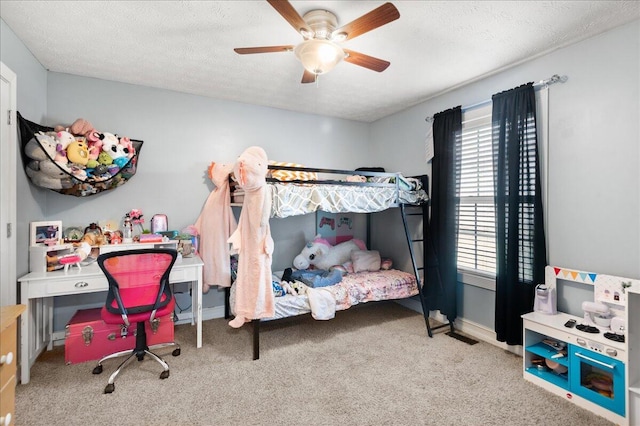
[301,69,316,84]
[267,0,313,37]
[343,49,390,72]
[332,2,400,41]
[234,45,294,54]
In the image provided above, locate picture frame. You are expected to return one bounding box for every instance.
[316,211,355,245]
[30,221,63,246]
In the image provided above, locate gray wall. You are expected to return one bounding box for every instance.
[2,17,639,333]
[44,72,373,277]
[0,19,48,279]
[371,20,640,330]
[1,18,376,325]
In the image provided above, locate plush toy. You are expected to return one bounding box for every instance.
[100,132,126,160]
[113,156,128,169]
[69,118,97,140]
[86,159,99,169]
[107,164,120,175]
[24,132,57,161]
[118,136,135,159]
[66,139,90,166]
[293,235,366,270]
[55,118,99,140]
[25,160,73,190]
[227,146,274,328]
[38,158,72,177]
[92,164,109,177]
[54,130,75,152]
[97,151,113,165]
[346,175,367,183]
[110,230,123,244]
[68,164,88,181]
[281,280,309,296]
[87,139,103,162]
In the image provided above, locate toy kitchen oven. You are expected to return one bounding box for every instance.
[569,301,626,417]
[522,266,633,424]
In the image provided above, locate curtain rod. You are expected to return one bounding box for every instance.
[425,74,568,122]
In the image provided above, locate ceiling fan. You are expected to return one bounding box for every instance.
[234,0,400,83]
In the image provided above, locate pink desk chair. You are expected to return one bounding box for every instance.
[92,249,180,394]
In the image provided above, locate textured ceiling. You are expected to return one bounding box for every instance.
[1,1,638,122]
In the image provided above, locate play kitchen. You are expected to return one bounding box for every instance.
[522,266,638,425]
[577,301,626,343]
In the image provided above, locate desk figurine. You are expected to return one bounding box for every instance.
[110,230,123,244]
[122,213,133,243]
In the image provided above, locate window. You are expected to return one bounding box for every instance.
[456,104,496,276]
[454,90,548,283]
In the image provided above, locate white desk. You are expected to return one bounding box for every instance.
[17,254,203,384]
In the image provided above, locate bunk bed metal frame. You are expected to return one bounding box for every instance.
[226,164,454,360]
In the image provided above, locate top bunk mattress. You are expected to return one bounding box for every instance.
[268,181,428,219]
[230,164,429,218]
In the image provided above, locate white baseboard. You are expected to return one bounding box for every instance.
[175,305,225,323]
[394,299,522,356]
[394,296,424,313]
[453,317,523,356]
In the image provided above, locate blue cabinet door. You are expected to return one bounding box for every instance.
[569,344,625,416]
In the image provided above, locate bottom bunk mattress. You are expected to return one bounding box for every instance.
[231,269,418,321]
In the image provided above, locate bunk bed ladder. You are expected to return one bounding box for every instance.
[399,203,433,338]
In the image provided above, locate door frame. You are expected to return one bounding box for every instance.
[1,61,17,306]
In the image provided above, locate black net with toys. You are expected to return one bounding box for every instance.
[17,112,143,197]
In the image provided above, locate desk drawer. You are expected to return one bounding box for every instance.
[169,269,187,282]
[46,276,108,296]
[1,377,16,426]
[0,321,17,389]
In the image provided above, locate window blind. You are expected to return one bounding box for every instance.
[457,106,496,275]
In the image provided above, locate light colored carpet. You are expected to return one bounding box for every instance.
[16,302,614,426]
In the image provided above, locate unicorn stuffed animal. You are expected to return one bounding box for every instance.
[293,235,366,270]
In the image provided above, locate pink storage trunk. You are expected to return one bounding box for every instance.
[65,307,174,365]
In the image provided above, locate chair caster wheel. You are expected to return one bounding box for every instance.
[104,383,115,394]
[172,348,181,357]
[92,365,103,375]
[160,370,170,379]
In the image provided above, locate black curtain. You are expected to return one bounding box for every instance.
[492,84,547,345]
[425,106,461,321]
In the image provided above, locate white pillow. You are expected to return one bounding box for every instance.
[351,250,381,272]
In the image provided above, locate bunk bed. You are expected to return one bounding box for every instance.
[226,164,451,359]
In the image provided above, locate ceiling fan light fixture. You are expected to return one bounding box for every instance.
[299,28,314,39]
[294,39,344,75]
[331,32,348,42]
